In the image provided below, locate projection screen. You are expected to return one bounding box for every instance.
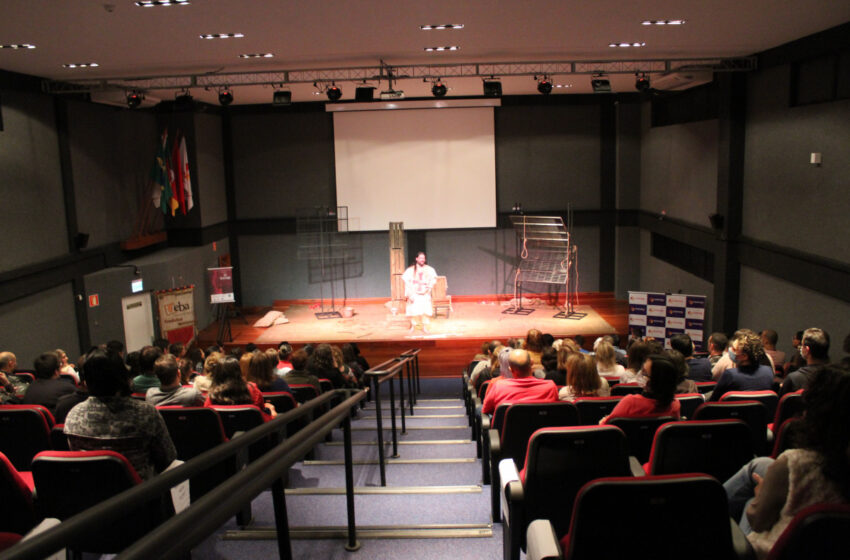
[332,106,497,231]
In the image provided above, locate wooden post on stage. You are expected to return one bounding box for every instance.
[388,222,408,325]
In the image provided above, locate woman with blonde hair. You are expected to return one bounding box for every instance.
[193,351,223,394]
[559,353,610,401]
[595,339,626,378]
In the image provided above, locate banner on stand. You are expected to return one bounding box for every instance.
[156,286,195,344]
[208,267,235,304]
[628,291,707,351]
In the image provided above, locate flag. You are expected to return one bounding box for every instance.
[169,131,185,215]
[179,135,193,213]
[150,129,171,214]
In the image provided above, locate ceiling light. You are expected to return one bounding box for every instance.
[609,42,646,48]
[420,24,464,30]
[239,53,274,58]
[635,73,651,92]
[642,20,685,25]
[62,63,99,68]
[536,76,553,95]
[431,80,448,97]
[326,84,342,102]
[272,90,291,106]
[200,33,244,40]
[483,80,502,97]
[135,0,190,6]
[126,91,144,109]
[424,46,459,52]
[555,84,572,89]
[355,85,375,101]
[591,75,611,93]
[175,90,193,109]
[218,88,234,106]
[0,44,36,49]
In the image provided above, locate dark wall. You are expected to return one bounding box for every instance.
[0,283,79,366]
[194,112,228,227]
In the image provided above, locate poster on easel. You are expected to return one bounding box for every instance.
[208,267,235,304]
[155,286,196,344]
[628,291,707,351]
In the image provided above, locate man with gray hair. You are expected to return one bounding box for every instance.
[779,328,830,396]
[481,349,558,414]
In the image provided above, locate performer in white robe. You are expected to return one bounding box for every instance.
[402,252,437,334]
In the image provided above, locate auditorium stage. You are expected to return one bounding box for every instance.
[197,292,628,378]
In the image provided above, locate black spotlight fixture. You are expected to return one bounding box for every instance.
[483,79,502,97]
[635,72,651,92]
[590,75,611,93]
[175,90,194,109]
[326,83,342,101]
[536,76,553,95]
[218,88,234,106]
[126,90,144,109]
[431,80,447,97]
[272,90,292,106]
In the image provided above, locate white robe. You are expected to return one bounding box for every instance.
[402,264,437,317]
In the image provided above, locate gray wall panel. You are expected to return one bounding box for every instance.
[231,111,335,219]
[195,112,228,227]
[68,100,158,246]
[496,104,601,212]
[640,104,718,226]
[0,283,79,366]
[615,226,641,299]
[743,64,850,263]
[0,91,66,272]
[616,102,642,209]
[738,265,850,359]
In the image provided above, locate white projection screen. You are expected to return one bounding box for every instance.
[333,107,497,231]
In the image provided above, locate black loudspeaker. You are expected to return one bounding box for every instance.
[355,86,374,101]
[483,81,502,97]
[74,233,89,251]
[709,213,725,230]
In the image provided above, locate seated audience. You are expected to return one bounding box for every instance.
[21,351,75,415]
[472,344,505,394]
[185,347,204,378]
[469,340,501,387]
[620,340,657,385]
[193,351,223,394]
[724,365,850,559]
[205,356,276,420]
[783,330,806,376]
[342,343,366,382]
[145,354,204,406]
[667,349,697,393]
[525,329,544,371]
[707,332,729,367]
[559,353,610,401]
[348,342,370,372]
[0,351,24,403]
[481,349,558,415]
[602,354,681,423]
[132,346,162,393]
[307,343,355,388]
[761,329,786,370]
[64,348,176,480]
[540,347,562,385]
[594,339,625,378]
[283,349,322,393]
[55,348,80,383]
[275,342,294,375]
[247,349,291,393]
[710,330,775,401]
[779,327,830,396]
[670,333,712,382]
[54,369,89,424]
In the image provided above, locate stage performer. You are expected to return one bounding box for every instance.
[402,251,438,334]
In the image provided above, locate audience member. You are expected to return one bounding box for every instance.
[247,350,291,393]
[153,338,170,353]
[348,342,370,372]
[481,349,558,415]
[710,331,775,401]
[667,349,697,393]
[283,349,322,393]
[469,340,501,387]
[779,327,830,396]
[132,346,162,393]
[594,339,625,378]
[760,329,785,370]
[168,342,185,359]
[342,343,366,382]
[602,354,681,423]
[783,330,806,375]
[21,351,75,414]
[670,333,712,382]
[185,347,204,375]
[713,329,774,379]
[64,348,176,480]
[574,334,589,354]
[276,342,294,375]
[0,351,24,403]
[145,354,204,406]
[307,343,354,388]
[620,340,657,385]
[193,351,223,394]
[105,340,125,359]
[55,348,80,382]
[707,332,728,367]
[525,329,544,370]
[238,352,253,380]
[540,347,562,385]
[53,367,89,424]
[724,365,850,558]
[559,353,609,401]
[205,356,276,420]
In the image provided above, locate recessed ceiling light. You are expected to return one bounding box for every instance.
[641,20,685,25]
[609,42,646,48]
[238,53,274,58]
[0,44,36,49]
[62,62,99,68]
[555,84,572,89]
[420,24,464,30]
[135,0,190,7]
[424,46,460,52]
[200,33,244,40]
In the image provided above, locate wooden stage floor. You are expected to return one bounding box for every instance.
[198,292,628,378]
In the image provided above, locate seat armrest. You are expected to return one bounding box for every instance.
[488,429,501,458]
[481,413,492,432]
[500,459,522,523]
[729,517,756,560]
[629,456,646,476]
[526,519,563,560]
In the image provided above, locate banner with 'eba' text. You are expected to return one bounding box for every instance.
[155,286,195,344]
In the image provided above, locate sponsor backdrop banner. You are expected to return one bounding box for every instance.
[628,291,706,351]
[155,286,195,344]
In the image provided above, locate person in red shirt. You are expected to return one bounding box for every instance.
[481,349,558,414]
[602,353,681,423]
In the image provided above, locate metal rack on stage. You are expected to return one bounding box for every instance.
[296,206,351,319]
[503,213,585,319]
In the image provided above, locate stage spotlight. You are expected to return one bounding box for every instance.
[431,80,447,97]
[590,75,611,93]
[272,90,292,106]
[536,76,553,95]
[355,85,375,101]
[483,79,502,97]
[326,84,342,101]
[175,90,194,109]
[218,88,234,106]
[126,90,144,108]
[635,73,651,92]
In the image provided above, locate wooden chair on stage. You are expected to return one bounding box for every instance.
[431,275,452,318]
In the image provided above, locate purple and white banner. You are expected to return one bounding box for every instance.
[628,291,707,351]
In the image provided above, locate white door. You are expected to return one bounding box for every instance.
[122,293,154,353]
